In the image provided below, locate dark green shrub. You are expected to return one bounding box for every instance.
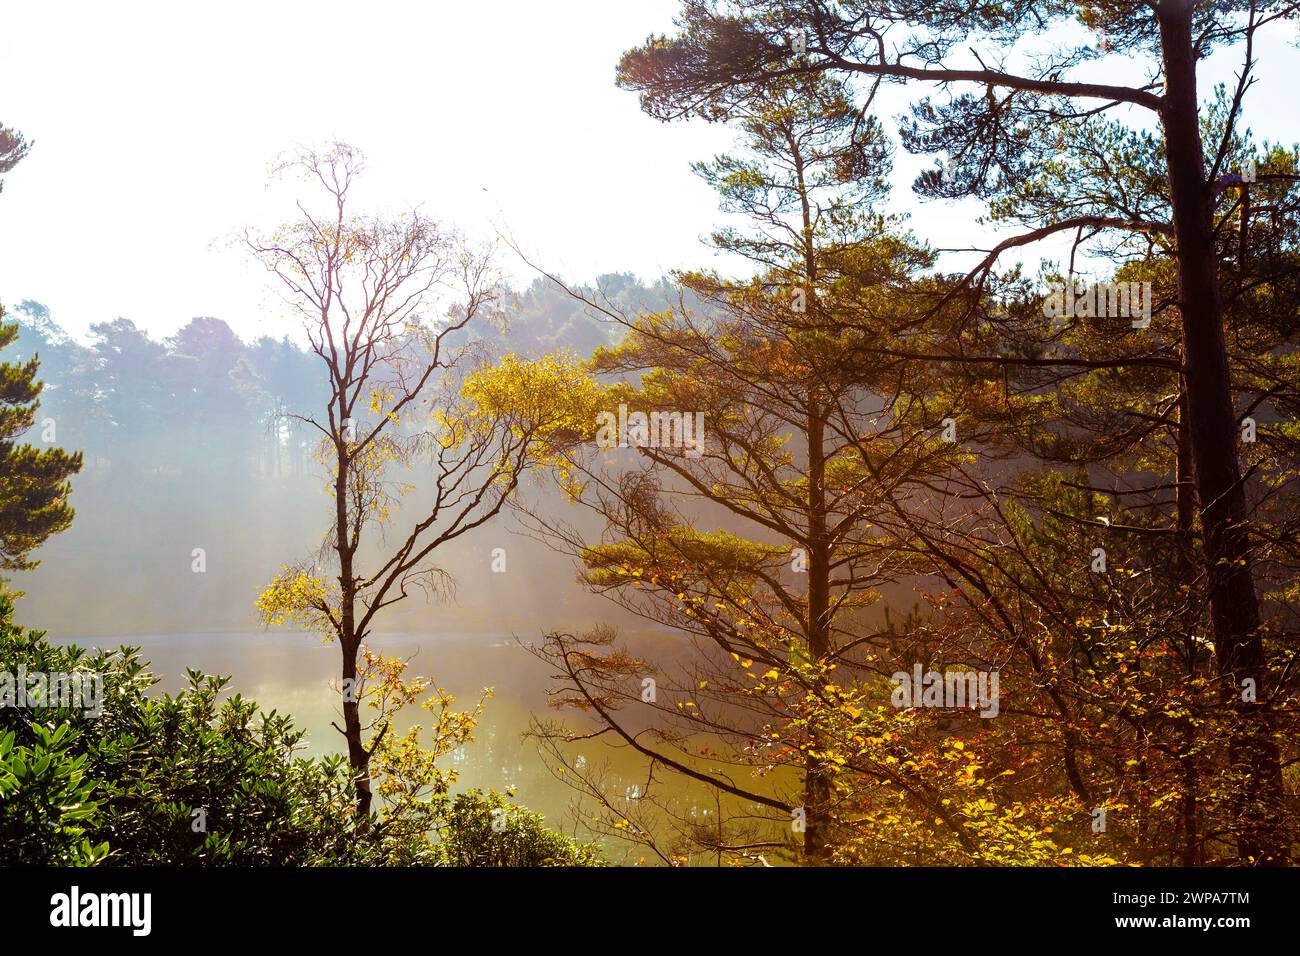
[0,596,600,866]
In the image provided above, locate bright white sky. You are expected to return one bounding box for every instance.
[1,1,1297,342]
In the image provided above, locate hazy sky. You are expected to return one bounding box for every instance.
[1,1,1297,342]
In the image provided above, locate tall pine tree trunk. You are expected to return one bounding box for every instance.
[804,405,833,863]
[1157,0,1284,864]
[1175,392,1200,866]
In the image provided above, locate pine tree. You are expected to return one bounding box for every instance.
[0,307,82,575]
[0,123,82,581]
[0,121,30,192]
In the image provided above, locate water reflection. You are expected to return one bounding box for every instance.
[52,628,751,862]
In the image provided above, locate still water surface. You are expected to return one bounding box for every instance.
[56,627,739,861]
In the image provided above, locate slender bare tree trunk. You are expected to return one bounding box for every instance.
[341,632,371,817]
[334,420,372,817]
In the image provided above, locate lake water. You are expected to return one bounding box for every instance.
[55,627,750,863]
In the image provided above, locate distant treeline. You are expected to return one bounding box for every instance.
[8,274,678,636]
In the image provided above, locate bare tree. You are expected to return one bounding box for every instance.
[246,143,567,815]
